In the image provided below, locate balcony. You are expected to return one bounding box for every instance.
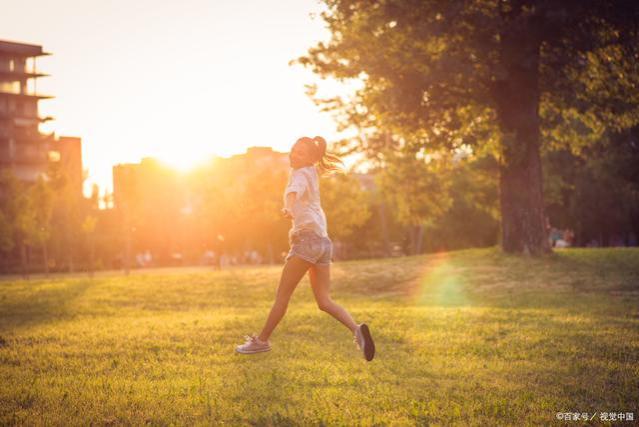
[0,70,49,81]
[0,91,53,100]
[0,113,53,123]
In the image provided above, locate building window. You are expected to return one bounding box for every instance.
[0,81,20,94]
[48,150,61,162]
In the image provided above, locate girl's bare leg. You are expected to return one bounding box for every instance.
[258,256,311,342]
[309,263,358,333]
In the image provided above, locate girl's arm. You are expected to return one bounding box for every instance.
[283,169,307,219]
[282,192,296,219]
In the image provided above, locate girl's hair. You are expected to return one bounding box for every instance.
[295,136,345,175]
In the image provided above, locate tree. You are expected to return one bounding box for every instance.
[29,177,54,276]
[81,215,98,277]
[427,152,500,251]
[543,125,639,246]
[377,147,453,254]
[0,210,13,258]
[0,171,36,278]
[195,154,291,264]
[297,0,639,255]
[321,172,371,256]
[0,196,15,273]
[229,160,289,262]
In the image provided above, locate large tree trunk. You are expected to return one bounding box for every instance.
[493,9,551,255]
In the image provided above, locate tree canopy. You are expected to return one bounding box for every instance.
[297,0,639,255]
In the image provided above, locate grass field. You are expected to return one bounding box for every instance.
[1,248,638,426]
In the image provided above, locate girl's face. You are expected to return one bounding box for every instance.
[289,142,313,169]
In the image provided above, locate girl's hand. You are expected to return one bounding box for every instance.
[281,207,293,219]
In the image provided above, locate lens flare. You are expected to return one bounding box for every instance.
[414,253,470,307]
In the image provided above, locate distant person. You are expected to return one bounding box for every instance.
[143,250,152,266]
[219,253,231,269]
[549,227,563,248]
[235,136,375,361]
[564,229,575,247]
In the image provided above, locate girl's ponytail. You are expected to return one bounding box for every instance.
[314,136,327,159]
[313,135,344,176]
[294,135,345,176]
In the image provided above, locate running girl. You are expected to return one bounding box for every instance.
[235,136,375,361]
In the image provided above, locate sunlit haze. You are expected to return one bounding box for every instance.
[1,0,354,195]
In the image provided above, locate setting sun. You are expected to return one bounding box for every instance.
[0,0,349,193]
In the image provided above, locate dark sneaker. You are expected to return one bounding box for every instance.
[354,323,375,361]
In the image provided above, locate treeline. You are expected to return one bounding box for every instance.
[1,128,637,277]
[0,161,100,277]
[543,127,639,246]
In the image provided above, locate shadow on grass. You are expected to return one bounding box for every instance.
[0,279,94,332]
[330,248,639,313]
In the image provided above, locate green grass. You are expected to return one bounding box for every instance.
[1,248,638,426]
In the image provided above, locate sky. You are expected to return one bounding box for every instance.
[1,0,351,195]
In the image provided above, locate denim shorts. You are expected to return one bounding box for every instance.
[285,229,333,265]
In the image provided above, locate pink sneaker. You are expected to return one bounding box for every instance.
[235,334,271,354]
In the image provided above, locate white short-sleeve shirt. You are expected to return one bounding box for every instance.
[283,165,328,238]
